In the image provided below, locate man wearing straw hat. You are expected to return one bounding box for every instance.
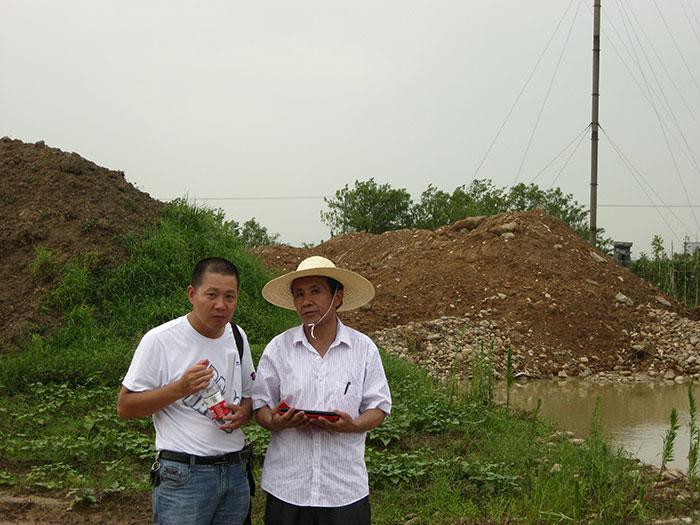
[252,256,392,525]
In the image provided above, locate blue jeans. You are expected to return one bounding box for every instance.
[153,458,250,525]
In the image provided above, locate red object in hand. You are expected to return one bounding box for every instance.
[201,383,231,422]
[278,401,340,422]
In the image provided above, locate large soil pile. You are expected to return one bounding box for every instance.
[254,214,700,381]
[0,137,162,350]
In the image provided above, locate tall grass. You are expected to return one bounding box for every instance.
[631,235,700,308]
[660,407,680,475]
[0,200,297,394]
[688,378,700,484]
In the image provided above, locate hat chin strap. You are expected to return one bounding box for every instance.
[306,285,339,340]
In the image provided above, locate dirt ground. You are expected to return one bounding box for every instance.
[2,138,700,522]
[0,490,151,525]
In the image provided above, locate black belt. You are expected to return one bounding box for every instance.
[158,449,247,465]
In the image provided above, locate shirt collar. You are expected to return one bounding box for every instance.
[292,319,351,350]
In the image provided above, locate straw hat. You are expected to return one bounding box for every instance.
[262,256,375,312]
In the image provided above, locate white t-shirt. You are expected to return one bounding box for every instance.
[122,315,256,456]
[252,320,392,507]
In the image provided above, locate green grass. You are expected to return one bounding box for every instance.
[0,350,665,523]
[0,200,692,522]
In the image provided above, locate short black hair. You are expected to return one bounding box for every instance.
[191,257,240,289]
[326,277,344,309]
[325,277,344,292]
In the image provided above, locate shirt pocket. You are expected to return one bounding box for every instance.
[332,379,363,417]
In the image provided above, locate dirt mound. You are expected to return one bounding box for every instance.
[2,136,698,378]
[253,211,700,379]
[0,138,163,350]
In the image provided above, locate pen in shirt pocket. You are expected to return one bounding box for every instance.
[343,381,351,395]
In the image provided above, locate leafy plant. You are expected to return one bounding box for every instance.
[688,378,699,484]
[121,195,137,210]
[506,346,514,408]
[67,487,98,507]
[631,235,700,308]
[660,407,680,475]
[0,201,297,394]
[82,217,97,232]
[468,340,494,405]
[31,245,60,283]
[460,460,521,494]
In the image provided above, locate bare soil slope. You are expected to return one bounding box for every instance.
[0,137,162,350]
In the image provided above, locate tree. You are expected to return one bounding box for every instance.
[237,218,280,248]
[412,184,453,230]
[321,178,413,235]
[322,178,611,251]
[505,183,588,237]
[412,180,507,230]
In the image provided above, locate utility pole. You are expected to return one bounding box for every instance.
[589,0,601,245]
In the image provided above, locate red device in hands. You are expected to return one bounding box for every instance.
[278,402,340,422]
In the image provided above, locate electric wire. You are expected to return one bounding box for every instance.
[593,0,700,213]
[182,195,329,202]
[469,0,578,183]
[612,0,700,235]
[588,0,700,161]
[601,126,688,245]
[621,1,700,165]
[513,0,583,185]
[652,0,700,98]
[527,125,589,186]
[599,205,700,208]
[547,128,588,189]
[622,1,700,134]
[680,0,700,51]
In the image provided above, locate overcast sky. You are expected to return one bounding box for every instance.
[2,1,699,257]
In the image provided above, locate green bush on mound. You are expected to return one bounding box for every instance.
[0,200,297,395]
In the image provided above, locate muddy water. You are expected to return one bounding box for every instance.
[502,379,700,471]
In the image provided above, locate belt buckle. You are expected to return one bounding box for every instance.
[212,455,229,465]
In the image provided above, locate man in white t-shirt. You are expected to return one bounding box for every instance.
[252,256,391,525]
[118,257,256,525]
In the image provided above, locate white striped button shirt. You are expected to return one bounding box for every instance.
[252,320,392,507]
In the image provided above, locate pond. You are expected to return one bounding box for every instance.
[501,378,700,471]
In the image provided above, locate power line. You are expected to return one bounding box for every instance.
[514,0,583,185]
[599,204,700,208]
[470,0,578,183]
[170,195,330,201]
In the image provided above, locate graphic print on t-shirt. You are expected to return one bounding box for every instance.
[182,362,241,422]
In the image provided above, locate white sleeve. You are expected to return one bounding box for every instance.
[122,330,165,392]
[360,343,392,415]
[251,340,281,411]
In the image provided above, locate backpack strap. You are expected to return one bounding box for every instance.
[230,321,244,361]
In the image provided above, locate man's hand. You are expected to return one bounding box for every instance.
[176,359,214,397]
[310,408,386,434]
[255,400,310,432]
[309,410,358,433]
[219,398,253,430]
[118,359,214,420]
